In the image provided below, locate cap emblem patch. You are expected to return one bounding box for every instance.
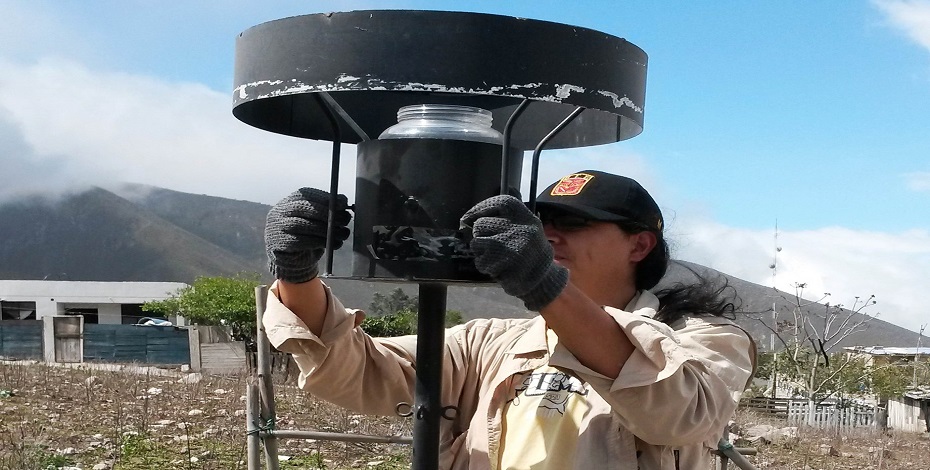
[550,173,594,196]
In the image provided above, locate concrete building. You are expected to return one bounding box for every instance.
[0,280,188,325]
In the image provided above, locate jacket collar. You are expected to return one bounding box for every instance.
[505,290,661,356]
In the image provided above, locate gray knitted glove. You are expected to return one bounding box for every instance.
[265,188,351,283]
[460,195,568,311]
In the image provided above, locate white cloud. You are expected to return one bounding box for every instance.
[0,57,354,205]
[873,0,930,52]
[676,216,930,333]
[904,171,930,191]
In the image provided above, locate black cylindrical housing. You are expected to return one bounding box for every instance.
[353,139,523,282]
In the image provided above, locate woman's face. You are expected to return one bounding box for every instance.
[543,217,656,307]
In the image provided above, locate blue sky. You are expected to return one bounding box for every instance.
[1,1,929,333]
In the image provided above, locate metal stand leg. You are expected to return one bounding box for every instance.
[412,283,447,470]
[255,286,280,470]
[246,380,261,469]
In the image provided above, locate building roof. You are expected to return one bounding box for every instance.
[0,280,188,303]
[904,386,930,400]
[844,346,930,356]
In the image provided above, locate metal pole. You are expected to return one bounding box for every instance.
[254,285,280,470]
[914,324,925,387]
[412,283,448,470]
[314,95,343,277]
[527,107,585,213]
[266,430,412,444]
[717,439,760,470]
[500,99,530,195]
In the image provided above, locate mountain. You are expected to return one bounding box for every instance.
[0,187,257,282]
[114,184,269,270]
[0,185,925,350]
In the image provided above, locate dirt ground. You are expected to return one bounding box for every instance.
[730,407,930,470]
[0,360,409,469]
[1,360,928,469]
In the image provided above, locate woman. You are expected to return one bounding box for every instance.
[262,169,756,469]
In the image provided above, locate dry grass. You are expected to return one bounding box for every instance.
[731,407,930,470]
[0,360,410,470]
[3,359,929,469]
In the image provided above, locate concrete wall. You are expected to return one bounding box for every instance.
[188,326,245,374]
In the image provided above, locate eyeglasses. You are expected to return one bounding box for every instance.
[537,212,594,231]
[538,212,653,233]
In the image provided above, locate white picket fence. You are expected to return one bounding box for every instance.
[747,397,876,430]
[786,399,875,429]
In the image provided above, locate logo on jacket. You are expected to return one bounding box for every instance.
[513,371,588,415]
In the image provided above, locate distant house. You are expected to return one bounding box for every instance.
[0,280,188,325]
[892,386,930,433]
[844,345,930,433]
[0,280,244,373]
[0,280,190,364]
[843,345,930,365]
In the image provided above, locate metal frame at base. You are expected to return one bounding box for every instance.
[246,285,413,470]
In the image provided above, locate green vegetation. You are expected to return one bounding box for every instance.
[362,288,465,337]
[20,446,74,470]
[143,274,260,340]
[751,350,915,402]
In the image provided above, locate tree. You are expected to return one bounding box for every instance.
[865,359,912,400]
[362,288,465,336]
[760,283,898,426]
[369,288,419,317]
[757,283,882,405]
[142,274,261,340]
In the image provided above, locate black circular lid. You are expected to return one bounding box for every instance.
[232,10,647,150]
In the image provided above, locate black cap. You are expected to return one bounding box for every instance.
[535,170,664,231]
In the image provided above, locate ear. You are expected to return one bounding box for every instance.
[629,231,657,263]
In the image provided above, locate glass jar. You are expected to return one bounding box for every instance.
[379,104,503,145]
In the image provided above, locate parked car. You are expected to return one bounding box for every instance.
[135,317,173,327]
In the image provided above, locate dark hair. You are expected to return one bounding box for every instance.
[617,222,739,325]
[653,272,739,324]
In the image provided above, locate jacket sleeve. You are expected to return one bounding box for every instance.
[261,281,492,426]
[550,309,756,448]
[261,282,417,415]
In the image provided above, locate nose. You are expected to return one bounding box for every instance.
[543,224,561,245]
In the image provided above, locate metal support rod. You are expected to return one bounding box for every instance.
[716,439,760,470]
[315,94,342,276]
[319,92,371,141]
[265,430,413,444]
[528,107,585,213]
[255,285,280,470]
[729,448,757,456]
[246,381,261,470]
[499,99,531,196]
[412,283,448,470]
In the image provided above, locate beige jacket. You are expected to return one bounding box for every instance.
[263,283,756,470]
